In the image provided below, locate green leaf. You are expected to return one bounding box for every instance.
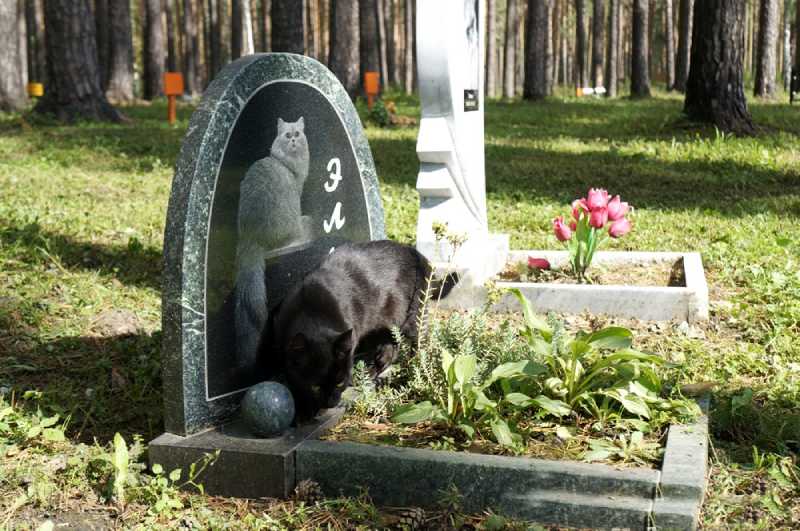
[151,463,163,475]
[26,426,41,439]
[556,426,573,440]
[453,355,477,387]
[113,432,129,503]
[584,327,634,350]
[604,390,651,418]
[490,418,516,448]
[473,390,497,412]
[509,288,552,340]
[583,449,613,462]
[457,423,475,439]
[392,401,438,424]
[42,428,64,442]
[504,392,534,407]
[532,395,572,417]
[488,360,530,383]
[39,415,60,428]
[169,468,182,482]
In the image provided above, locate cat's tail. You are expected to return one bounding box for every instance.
[234,249,268,369]
[429,271,460,300]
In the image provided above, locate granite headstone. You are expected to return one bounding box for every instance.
[160,53,385,438]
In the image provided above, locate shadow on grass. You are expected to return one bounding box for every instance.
[369,136,800,217]
[0,220,162,291]
[1,327,164,443]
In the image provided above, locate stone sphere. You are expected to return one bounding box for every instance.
[241,381,295,437]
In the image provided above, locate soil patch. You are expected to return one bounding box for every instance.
[497,258,686,287]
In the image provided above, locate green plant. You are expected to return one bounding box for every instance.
[367,98,391,127]
[582,431,662,465]
[511,289,700,429]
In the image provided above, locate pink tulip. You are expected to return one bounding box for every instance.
[553,216,573,241]
[607,195,629,221]
[586,188,609,210]
[571,198,588,221]
[528,257,551,270]
[589,207,608,229]
[569,220,577,232]
[608,217,632,238]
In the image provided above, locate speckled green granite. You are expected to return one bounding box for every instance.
[161,53,385,436]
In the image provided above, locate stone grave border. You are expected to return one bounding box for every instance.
[150,399,707,529]
[296,397,709,530]
[439,251,709,324]
[161,52,385,437]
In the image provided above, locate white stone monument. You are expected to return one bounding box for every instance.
[415,0,509,282]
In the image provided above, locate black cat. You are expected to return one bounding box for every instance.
[267,240,458,420]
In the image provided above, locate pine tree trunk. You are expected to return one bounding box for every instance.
[524,0,548,99]
[106,0,135,101]
[259,0,270,51]
[665,0,675,89]
[782,0,791,92]
[377,0,389,87]
[232,0,243,57]
[685,0,754,134]
[486,0,498,98]
[551,0,560,90]
[0,0,26,111]
[271,0,304,53]
[218,0,230,64]
[754,0,779,98]
[384,0,397,87]
[575,0,587,87]
[330,0,359,98]
[34,0,122,121]
[591,0,604,87]
[404,0,414,93]
[605,0,618,96]
[360,0,380,93]
[95,0,111,90]
[674,0,692,91]
[504,0,519,97]
[144,0,165,99]
[25,0,46,84]
[794,0,800,76]
[547,0,557,93]
[308,0,320,60]
[631,0,650,97]
[166,0,178,71]
[183,0,200,94]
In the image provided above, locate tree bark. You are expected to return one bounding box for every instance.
[0,0,26,111]
[674,0,692,91]
[486,0,498,98]
[329,0,359,98]
[782,0,791,92]
[271,0,304,53]
[685,0,754,134]
[166,0,178,71]
[106,0,135,101]
[524,0,549,99]
[754,0,779,98]
[665,0,675,89]
[376,0,389,87]
[575,0,588,87]
[551,0,561,91]
[591,0,604,87]
[605,0,618,96]
[546,0,555,93]
[631,0,650,97]
[95,0,111,90]
[232,0,243,57]
[504,0,519,98]
[794,0,800,78]
[404,0,414,93]
[144,0,166,99]
[384,0,397,87]
[182,0,200,94]
[25,0,46,84]
[34,0,122,121]
[259,0,271,51]
[360,0,380,92]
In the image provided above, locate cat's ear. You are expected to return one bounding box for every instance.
[277,118,285,131]
[333,329,354,358]
[286,332,306,352]
[297,117,304,131]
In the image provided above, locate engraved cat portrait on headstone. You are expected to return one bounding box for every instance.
[204,80,376,403]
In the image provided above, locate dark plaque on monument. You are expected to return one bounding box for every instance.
[151,54,384,498]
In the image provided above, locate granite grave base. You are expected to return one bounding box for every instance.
[148,407,344,499]
[150,400,707,530]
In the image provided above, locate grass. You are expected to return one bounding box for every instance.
[1,91,799,528]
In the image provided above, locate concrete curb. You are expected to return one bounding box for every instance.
[437,250,710,323]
